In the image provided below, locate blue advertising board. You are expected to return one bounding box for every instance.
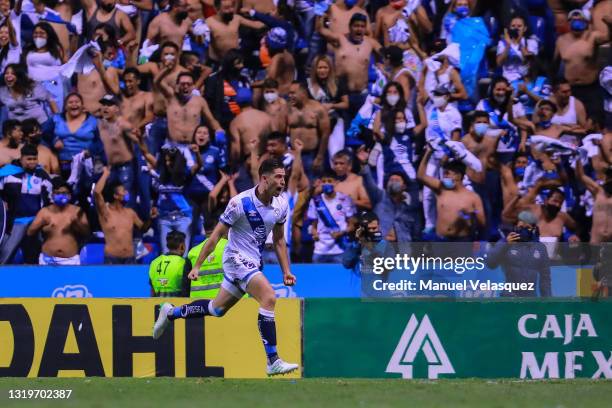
[0,264,579,298]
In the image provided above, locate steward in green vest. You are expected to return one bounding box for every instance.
[187,237,228,298]
[149,231,191,297]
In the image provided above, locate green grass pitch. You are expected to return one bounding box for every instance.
[0,378,610,407]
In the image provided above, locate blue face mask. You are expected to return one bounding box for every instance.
[544,170,559,180]
[344,0,357,8]
[53,193,69,207]
[455,6,469,17]
[322,184,334,195]
[570,19,587,32]
[441,178,456,189]
[122,192,130,204]
[103,59,113,68]
[515,226,536,242]
[474,123,489,136]
[514,167,526,178]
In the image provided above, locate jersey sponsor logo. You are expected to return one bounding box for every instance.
[386,314,455,379]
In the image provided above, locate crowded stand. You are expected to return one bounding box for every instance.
[0,0,610,266]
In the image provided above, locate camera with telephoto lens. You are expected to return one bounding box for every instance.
[358,211,383,243]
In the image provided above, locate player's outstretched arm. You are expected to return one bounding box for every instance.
[188,222,230,279]
[273,223,296,286]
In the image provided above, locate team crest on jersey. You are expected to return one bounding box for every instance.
[248,210,258,217]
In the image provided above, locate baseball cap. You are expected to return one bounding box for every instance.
[99,94,120,106]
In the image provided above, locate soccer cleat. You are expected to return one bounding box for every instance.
[153,302,174,339]
[266,359,299,376]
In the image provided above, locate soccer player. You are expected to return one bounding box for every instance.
[152,158,299,376]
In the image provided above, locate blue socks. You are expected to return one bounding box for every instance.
[258,308,278,365]
[169,300,210,320]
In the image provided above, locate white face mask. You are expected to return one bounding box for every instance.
[163,54,176,62]
[386,94,400,106]
[34,37,47,49]
[264,92,278,104]
[432,95,447,108]
[395,121,407,134]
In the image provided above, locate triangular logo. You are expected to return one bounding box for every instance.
[386,314,455,379]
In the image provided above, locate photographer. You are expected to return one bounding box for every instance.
[486,210,551,297]
[342,211,385,274]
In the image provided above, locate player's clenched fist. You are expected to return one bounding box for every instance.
[283,272,297,286]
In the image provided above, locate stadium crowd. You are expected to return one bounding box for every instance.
[0,0,610,266]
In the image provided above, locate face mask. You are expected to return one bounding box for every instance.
[322,184,334,195]
[395,122,407,134]
[386,94,400,106]
[493,94,507,105]
[604,182,612,195]
[442,178,455,189]
[514,167,525,178]
[344,0,357,8]
[103,59,113,68]
[53,193,69,207]
[264,92,279,104]
[176,11,188,20]
[366,230,383,243]
[543,170,558,180]
[455,6,469,17]
[570,19,587,32]
[33,37,47,49]
[387,180,403,194]
[538,120,552,129]
[432,96,447,108]
[100,2,115,12]
[545,204,561,218]
[122,192,130,204]
[508,28,520,39]
[163,54,176,62]
[221,12,234,23]
[515,226,535,242]
[474,123,489,136]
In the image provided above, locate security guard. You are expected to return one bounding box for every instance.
[149,231,191,297]
[187,236,228,298]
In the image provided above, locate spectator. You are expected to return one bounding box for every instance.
[512,56,551,117]
[496,14,539,83]
[27,178,90,265]
[153,145,201,255]
[0,63,57,124]
[261,78,289,133]
[94,167,148,264]
[441,0,472,43]
[21,118,59,175]
[0,20,20,74]
[550,77,588,131]
[307,170,356,263]
[0,144,51,263]
[51,92,99,179]
[331,149,372,210]
[0,119,23,166]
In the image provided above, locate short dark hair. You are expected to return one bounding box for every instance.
[258,158,284,177]
[122,67,141,80]
[160,41,180,52]
[177,72,195,83]
[291,80,309,93]
[3,119,21,137]
[333,149,353,163]
[267,132,286,143]
[443,160,467,176]
[21,118,40,136]
[547,188,565,200]
[469,110,490,127]
[359,210,379,225]
[20,144,38,157]
[552,77,570,90]
[349,13,367,26]
[321,169,339,180]
[263,78,279,89]
[537,99,558,113]
[384,46,404,67]
[166,230,186,250]
[387,171,409,187]
[52,177,71,192]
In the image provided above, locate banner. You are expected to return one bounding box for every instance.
[0,298,301,378]
[0,264,362,298]
[304,299,612,379]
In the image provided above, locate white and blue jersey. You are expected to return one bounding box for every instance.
[219,187,288,291]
